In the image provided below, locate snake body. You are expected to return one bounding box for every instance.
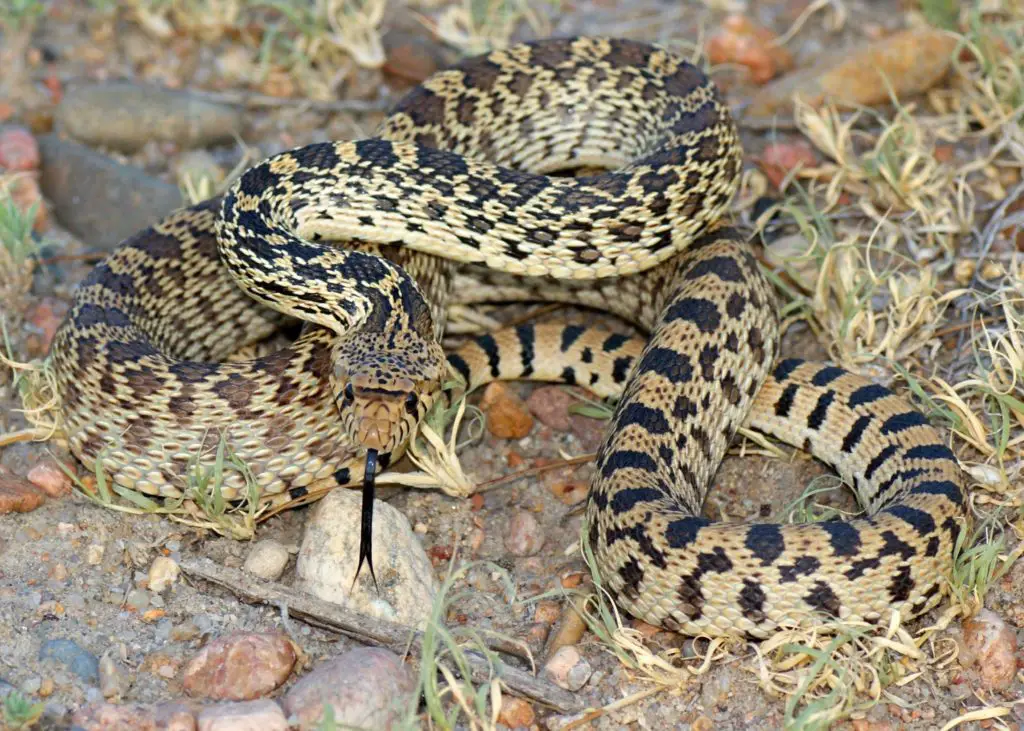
[51,37,966,637]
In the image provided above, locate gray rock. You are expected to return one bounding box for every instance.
[37,135,183,249]
[38,638,99,683]
[281,648,416,731]
[294,489,438,629]
[57,82,243,153]
[242,539,290,581]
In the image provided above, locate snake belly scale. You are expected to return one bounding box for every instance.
[51,36,966,638]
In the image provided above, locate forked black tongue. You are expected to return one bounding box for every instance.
[353,448,380,593]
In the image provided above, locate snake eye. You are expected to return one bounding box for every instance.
[404,392,419,415]
[343,383,355,403]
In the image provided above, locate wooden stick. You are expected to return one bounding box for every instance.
[179,556,584,713]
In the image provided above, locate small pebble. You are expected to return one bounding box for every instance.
[281,647,415,731]
[526,386,574,432]
[497,695,536,728]
[125,588,149,611]
[533,600,561,625]
[182,632,297,701]
[86,544,105,565]
[480,383,534,439]
[706,15,792,84]
[0,125,40,170]
[25,461,71,497]
[504,510,544,557]
[38,638,99,683]
[148,555,180,593]
[98,649,133,700]
[548,480,588,506]
[196,699,287,731]
[0,474,46,514]
[961,609,1018,691]
[171,620,201,642]
[242,539,289,581]
[20,676,42,694]
[758,141,818,190]
[542,645,592,691]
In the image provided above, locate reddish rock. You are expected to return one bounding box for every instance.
[758,141,818,190]
[281,647,416,730]
[0,126,40,171]
[480,383,534,439]
[0,473,46,513]
[542,645,592,691]
[526,386,574,432]
[961,609,1018,691]
[706,15,793,84]
[72,702,197,731]
[497,696,535,728]
[568,413,609,453]
[746,28,958,117]
[548,480,588,506]
[382,31,445,85]
[533,600,561,625]
[24,296,69,356]
[182,632,297,701]
[504,510,544,556]
[26,460,72,497]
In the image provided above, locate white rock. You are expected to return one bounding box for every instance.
[243,539,290,581]
[294,489,438,629]
[148,556,180,593]
[542,645,592,691]
[197,699,287,731]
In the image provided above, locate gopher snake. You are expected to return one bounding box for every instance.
[51,37,965,637]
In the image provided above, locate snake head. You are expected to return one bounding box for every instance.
[331,332,446,458]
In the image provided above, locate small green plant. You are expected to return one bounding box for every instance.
[3,690,44,730]
[0,191,37,265]
[949,519,1023,610]
[0,0,47,32]
[408,559,517,730]
[919,0,959,31]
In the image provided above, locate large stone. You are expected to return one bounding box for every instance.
[37,135,182,248]
[280,647,416,730]
[57,82,243,152]
[294,489,438,629]
[182,632,297,701]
